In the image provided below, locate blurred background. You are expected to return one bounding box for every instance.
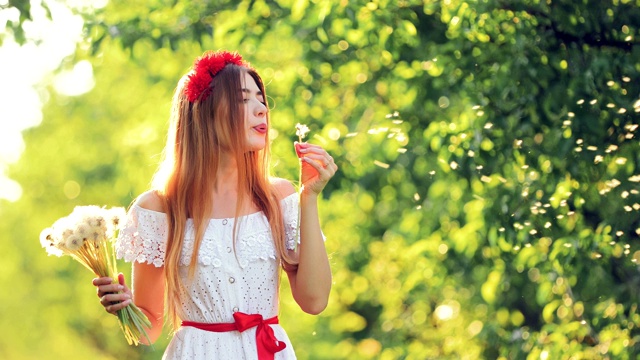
[1,0,640,359]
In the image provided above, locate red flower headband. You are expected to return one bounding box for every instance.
[184,50,247,102]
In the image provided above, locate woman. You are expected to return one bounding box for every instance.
[92,50,336,359]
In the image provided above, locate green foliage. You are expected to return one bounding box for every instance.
[2,0,640,359]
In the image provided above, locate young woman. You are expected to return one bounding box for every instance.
[92,50,336,359]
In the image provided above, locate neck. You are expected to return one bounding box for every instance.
[214,153,239,193]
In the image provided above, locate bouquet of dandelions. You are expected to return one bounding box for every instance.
[294,123,311,250]
[39,205,151,346]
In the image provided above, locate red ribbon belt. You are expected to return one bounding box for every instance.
[181,312,286,360]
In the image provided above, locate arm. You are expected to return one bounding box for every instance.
[92,191,166,344]
[283,142,338,314]
[285,192,332,314]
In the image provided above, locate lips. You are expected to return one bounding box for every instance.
[252,124,267,134]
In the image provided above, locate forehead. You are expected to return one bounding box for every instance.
[241,72,260,91]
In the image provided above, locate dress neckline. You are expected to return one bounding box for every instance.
[133,192,297,221]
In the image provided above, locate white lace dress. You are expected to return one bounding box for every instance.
[115,193,300,360]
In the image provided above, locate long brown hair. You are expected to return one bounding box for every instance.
[151,62,297,330]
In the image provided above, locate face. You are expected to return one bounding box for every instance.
[241,72,268,152]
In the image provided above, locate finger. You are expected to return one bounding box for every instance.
[105,299,131,314]
[302,156,330,174]
[97,283,124,297]
[100,292,130,305]
[92,277,113,287]
[297,145,328,156]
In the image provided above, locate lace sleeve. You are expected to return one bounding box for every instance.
[115,204,167,267]
[281,193,326,250]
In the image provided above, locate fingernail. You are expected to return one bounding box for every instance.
[118,285,124,291]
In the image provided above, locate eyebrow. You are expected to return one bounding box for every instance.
[241,88,264,97]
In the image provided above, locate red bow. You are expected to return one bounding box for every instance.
[233,312,287,360]
[181,312,286,360]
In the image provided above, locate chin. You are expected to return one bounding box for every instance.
[246,143,266,152]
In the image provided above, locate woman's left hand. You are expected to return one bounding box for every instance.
[295,142,338,196]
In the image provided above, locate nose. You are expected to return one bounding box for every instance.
[254,101,267,118]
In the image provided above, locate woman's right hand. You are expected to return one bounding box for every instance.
[92,273,132,315]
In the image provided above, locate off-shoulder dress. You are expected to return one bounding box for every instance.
[115,193,300,359]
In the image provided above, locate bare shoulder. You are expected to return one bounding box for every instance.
[270,177,296,200]
[135,190,165,213]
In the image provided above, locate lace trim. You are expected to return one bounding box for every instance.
[115,193,300,268]
[115,205,167,268]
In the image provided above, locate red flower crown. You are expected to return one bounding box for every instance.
[184,50,246,102]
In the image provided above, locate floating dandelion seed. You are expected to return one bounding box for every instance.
[616,231,625,236]
[615,158,627,165]
[476,165,484,170]
[481,176,492,183]
[605,145,618,153]
[589,99,598,105]
[619,108,627,114]
[499,227,505,232]
[563,120,572,127]
[587,146,598,151]
[607,103,616,108]
[484,123,493,129]
[594,155,604,164]
[607,81,616,87]
[374,160,390,169]
[622,76,631,82]
[397,148,407,153]
[346,132,358,138]
[544,222,552,229]
[577,99,585,105]
[623,206,633,212]
[514,139,523,148]
[429,170,436,175]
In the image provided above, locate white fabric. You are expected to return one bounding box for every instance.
[115,193,300,360]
